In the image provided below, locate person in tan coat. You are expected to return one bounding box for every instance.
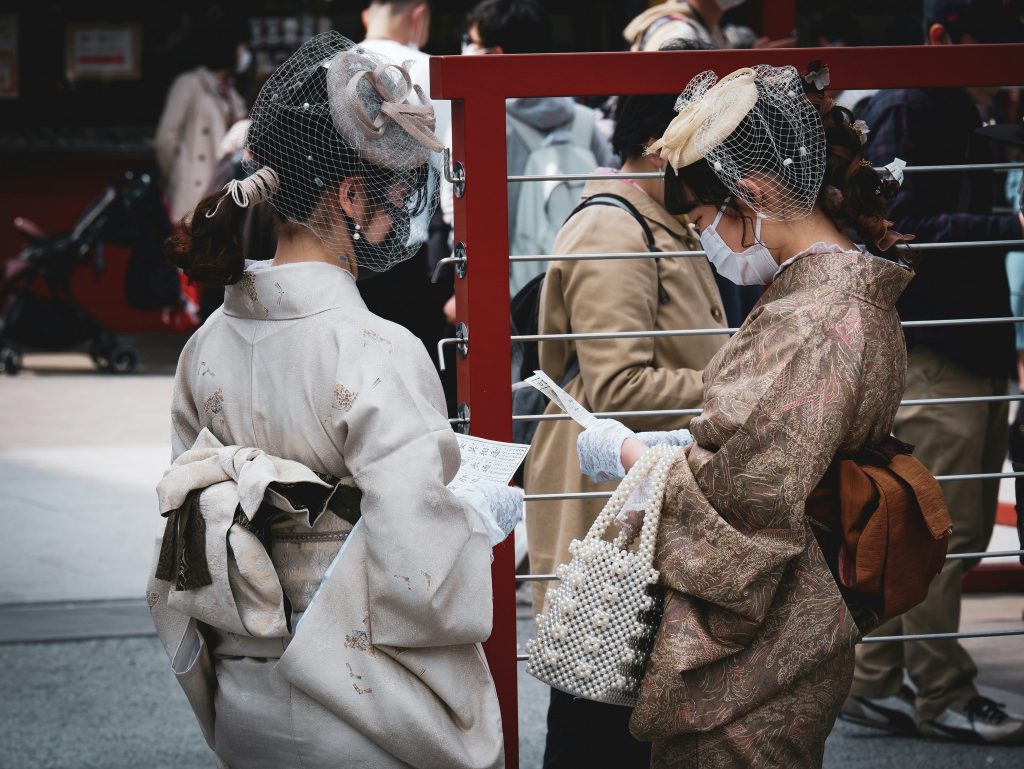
[524,91,727,769]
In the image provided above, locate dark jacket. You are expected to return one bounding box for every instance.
[860,88,1018,378]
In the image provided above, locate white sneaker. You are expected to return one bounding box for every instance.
[839,685,919,736]
[921,695,1024,744]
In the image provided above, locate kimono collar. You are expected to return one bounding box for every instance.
[769,244,913,311]
[222,260,363,320]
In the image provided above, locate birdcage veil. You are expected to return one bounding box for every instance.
[650,65,826,221]
[238,31,443,272]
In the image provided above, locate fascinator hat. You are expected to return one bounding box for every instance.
[216,32,444,272]
[649,65,826,221]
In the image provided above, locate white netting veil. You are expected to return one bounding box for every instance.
[240,31,444,272]
[650,65,826,221]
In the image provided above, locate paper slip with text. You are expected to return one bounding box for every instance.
[524,370,600,430]
[448,434,530,493]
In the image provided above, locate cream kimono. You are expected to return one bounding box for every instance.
[150,260,503,769]
[630,246,914,768]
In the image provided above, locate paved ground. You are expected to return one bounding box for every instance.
[1,342,1023,768]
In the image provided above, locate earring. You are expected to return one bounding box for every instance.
[353,223,361,241]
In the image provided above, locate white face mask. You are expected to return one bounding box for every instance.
[699,203,779,286]
[715,0,747,10]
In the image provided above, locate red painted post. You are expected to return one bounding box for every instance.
[434,68,519,765]
[760,0,798,42]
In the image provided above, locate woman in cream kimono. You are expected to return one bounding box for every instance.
[575,66,916,767]
[150,34,518,769]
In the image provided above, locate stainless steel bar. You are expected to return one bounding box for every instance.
[524,470,1024,501]
[899,394,1024,407]
[512,408,703,423]
[517,550,1024,582]
[506,162,1024,183]
[860,628,1024,643]
[508,250,705,263]
[525,491,610,502]
[431,255,466,283]
[902,317,1024,328]
[938,471,1024,482]
[945,550,1024,561]
[512,317,1024,344]
[506,241,1024,264]
[510,394,1024,424]
[516,628,1024,659]
[898,239,1024,251]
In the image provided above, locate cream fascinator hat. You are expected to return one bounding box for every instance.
[648,67,758,170]
[649,65,826,221]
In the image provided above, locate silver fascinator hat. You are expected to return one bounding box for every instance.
[229,32,444,272]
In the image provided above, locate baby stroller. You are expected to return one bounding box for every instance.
[0,171,180,375]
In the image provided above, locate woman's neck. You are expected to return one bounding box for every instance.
[271,230,356,276]
[767,209,858,264]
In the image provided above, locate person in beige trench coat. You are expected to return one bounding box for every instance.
[155,61,246,221]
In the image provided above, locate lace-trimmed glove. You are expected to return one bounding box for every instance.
[451,481,524,548]
[635,428,694,449]
[577,420,695,483]
[577,419,637,482]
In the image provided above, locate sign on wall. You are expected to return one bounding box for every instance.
[65,23,142,81]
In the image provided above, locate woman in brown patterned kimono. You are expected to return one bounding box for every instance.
[574,65,915,767]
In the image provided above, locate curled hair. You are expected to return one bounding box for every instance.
[817,104,911,259]
[166,191,250,286]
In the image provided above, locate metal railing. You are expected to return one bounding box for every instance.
[431,43,1024,765]
[506,161,1024,183]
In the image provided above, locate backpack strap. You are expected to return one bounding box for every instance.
[506,112,546,153]
[567,192,669,304]
[569,103,597,149]
[568,193,657,252]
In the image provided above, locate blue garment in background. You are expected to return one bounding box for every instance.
[1005,169,1024,351]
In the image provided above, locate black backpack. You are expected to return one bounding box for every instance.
[510,193,667,445]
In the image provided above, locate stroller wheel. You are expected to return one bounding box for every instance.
[107,344,139,374]
[0,344,22,375]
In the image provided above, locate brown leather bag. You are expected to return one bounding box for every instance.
[806,437,952,628]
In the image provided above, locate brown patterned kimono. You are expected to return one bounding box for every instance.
[630,245,914,768]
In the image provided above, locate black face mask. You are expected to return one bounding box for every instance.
[344,201,413,280]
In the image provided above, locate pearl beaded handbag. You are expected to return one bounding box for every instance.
[525,444,682,706]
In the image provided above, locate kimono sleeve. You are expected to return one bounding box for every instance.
[657,302,866,659]
[170,334,202,461]
[340,336,494,649]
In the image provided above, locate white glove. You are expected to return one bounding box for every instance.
[634,428,693,448]
[451,481,523,548]
[577,419,637,482]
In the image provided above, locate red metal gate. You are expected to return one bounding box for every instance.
[431,43,1024,767]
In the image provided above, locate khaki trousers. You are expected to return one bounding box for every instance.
[851,345,1007,721]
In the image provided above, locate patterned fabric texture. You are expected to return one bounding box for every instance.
[630,245,913,752]
[650,650,855,769]
[161,260,503,769]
